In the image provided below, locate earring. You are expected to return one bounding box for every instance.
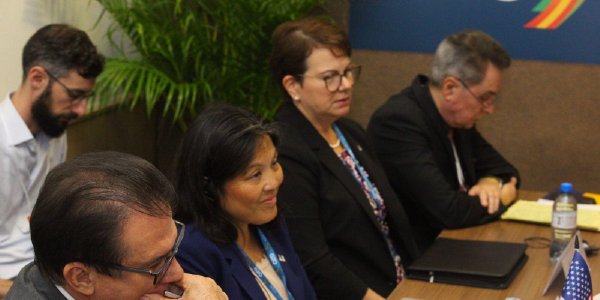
[294,96,299,101]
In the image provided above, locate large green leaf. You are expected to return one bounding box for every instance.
[92,0,326,127]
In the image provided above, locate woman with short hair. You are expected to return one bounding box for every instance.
[270,18,420,299]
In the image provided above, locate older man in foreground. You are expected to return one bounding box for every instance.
[5,151,228,300]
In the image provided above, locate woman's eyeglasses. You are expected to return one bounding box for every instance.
[299,65,362,92]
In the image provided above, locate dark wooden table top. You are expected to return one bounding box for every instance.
[388,190,600,300]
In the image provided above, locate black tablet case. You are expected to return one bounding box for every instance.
[406,238,528,289]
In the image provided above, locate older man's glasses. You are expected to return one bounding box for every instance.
[456,78,497,108]
[44,69,95,105]
[299,65,362,92]
[93,220,185,285]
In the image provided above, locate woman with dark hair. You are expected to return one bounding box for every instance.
[174,104,317,300]
[270,18,420,299]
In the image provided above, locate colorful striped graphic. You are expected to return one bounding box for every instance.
[524,0,586,29]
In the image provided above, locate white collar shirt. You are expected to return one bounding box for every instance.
[56,285,76,300]
[0,93,67,279]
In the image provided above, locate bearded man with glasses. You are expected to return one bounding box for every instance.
[368,30,520,251]
[0,24,105,297]
[5,151,228,300]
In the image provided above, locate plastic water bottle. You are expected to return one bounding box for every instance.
[549,182,577,262]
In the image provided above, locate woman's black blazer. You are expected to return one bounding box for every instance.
[274,102,420,300]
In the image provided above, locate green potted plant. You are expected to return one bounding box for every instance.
[91,0,325,130]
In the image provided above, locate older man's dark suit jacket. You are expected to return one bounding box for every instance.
[275,102,420,300]
[367,75,520,251]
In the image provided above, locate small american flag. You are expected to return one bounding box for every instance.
[560,248,593,300]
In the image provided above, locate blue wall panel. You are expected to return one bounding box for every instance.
[349,0,600,65]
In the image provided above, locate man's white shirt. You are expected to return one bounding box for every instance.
[56,285,76,300]
[0,94,66,279]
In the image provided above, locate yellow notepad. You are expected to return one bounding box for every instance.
[501,200,600,232]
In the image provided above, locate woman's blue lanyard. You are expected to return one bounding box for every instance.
[237,228,294,300]
[332,124,384,221]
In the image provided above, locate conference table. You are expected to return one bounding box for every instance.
[389,190,600,300]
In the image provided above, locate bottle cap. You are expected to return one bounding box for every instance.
[561,182,573,193]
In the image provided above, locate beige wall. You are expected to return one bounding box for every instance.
[0,0,123,97]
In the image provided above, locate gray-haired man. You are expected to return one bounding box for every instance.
[367,30,520,251]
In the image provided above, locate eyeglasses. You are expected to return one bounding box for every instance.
[299,64,362,92]
[44,69,95,105]
[456,78,497,108]
[93,220,185,285]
